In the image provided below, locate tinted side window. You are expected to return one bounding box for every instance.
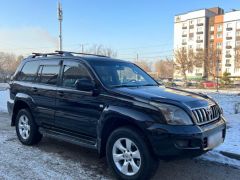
[62,64,91,88]
[18,61,39,82]
[39,65,60,85]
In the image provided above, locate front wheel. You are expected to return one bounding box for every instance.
[106,127,158,180]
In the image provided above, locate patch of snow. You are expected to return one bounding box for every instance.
[0,89,9,113]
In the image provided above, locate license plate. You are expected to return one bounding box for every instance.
[208,131,223,149]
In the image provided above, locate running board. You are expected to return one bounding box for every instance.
[39,127,97,150]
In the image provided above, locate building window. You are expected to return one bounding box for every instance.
[197,44,202,49]
[217,33,222,38]
[226,41,231,46]
[210,34,214,40]
[227,32,231,37]
[227,23,231,28]
[189,20,194,25]
[226,59,230,64]
[217,25,222,32]
[197,35,202,40]
[210,26,214,31]
[216,42,222,49]
[226,50,231,55]
[236,31,240,37]
[182,23,187,27]
[197,27,203,32]
[226,68,230,73]
[236,41,240,47]
[237,21,240,29]
[197,18,202,24]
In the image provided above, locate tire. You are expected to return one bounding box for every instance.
[16,109,42,145]
[106,127,158,180]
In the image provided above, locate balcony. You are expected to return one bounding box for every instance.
[226,36,232,40]
[189,25,194,29]
[182,34,187,37]
[196,31,203,34]
[225,64,231,67]
[182,26,187,29]
[196,40,203,43]
[197,23,204,26]
[182,42,187,45]
[226,46,232,49]
[226,27,233,31]
[225,54,232,58]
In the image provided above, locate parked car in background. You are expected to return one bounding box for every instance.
[8,51,226,180]
[172,79,185,87]
[202,81,219,88]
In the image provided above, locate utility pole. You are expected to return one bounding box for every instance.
[58,1,63,51]
[136,53,139,61]
[81,44,84,53]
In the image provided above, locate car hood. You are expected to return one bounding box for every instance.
[112,86,213,108]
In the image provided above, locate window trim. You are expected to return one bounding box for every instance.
[36,64,61,86]
[59,60,94,90]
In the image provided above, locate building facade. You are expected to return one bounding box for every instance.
[174,7,240,80]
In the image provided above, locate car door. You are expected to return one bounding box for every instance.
[54,60,103,138]
[33,59,61,127]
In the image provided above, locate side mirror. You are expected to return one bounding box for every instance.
[75,78,95,91]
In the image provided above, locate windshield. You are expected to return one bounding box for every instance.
[90,61,158,88]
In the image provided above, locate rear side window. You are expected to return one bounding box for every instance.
[38,65,60,85]
[18,61,39,82]
[62,64,91,88]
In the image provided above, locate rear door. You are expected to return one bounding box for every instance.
[33,59,61,127]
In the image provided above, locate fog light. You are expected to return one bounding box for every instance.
[176,140,189,148]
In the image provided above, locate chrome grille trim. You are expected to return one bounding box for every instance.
[192,105,220,125]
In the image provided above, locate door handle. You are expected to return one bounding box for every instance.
[57,91,64,97]
[32,87,38,92]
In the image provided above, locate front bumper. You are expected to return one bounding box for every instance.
[147,116,226,158]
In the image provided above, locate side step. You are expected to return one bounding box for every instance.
[39,127,97,150]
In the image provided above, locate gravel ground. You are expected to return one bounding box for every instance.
[0,113,240,180]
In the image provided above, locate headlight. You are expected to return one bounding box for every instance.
[150,102,193,125]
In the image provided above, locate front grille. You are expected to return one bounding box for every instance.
[192,105,220,125]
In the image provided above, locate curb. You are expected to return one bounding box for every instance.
[220,151,240,161]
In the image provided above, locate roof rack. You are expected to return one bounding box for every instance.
[55,50,109,58]
[28,51,109,59]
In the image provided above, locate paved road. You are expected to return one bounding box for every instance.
[0,113,239,180]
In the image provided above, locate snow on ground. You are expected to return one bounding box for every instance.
[0,83,240,168]
[0,84,9,112]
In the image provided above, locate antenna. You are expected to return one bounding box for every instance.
[58,1,63,51]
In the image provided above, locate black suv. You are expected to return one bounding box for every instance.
[8,51,226,180]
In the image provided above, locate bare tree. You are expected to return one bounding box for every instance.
[133,60,151,72]
[155,59,173,79]
[174,48,193,82]
[0,52,23,82]
[85,44,117,58]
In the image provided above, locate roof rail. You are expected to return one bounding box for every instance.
[30,52,60,58]
[55,50,109,58]
[28,50,110,59]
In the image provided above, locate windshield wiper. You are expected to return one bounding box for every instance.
[140,84,158,87]
[111,84,138,88]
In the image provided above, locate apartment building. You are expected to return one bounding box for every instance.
[174,7,240,80]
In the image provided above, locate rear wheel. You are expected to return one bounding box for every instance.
[16,109,42,145]
[106,127,158,180]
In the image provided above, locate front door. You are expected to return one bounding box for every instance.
[55,60,103,139]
